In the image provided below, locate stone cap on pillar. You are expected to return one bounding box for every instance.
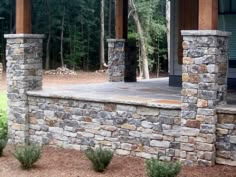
[4,34,45,39]
[181,30,231,37]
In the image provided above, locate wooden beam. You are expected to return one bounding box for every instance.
[115,0,128,39]
[16,0,32,34]
[123,0,128,39]
[199,0,218,30]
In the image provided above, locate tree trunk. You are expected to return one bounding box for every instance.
[100,0,105,70]
[45,0,51,70]
[60,3,65,67]
[108,0,112,38]
[166,0,171,74]
[129,0,149,79]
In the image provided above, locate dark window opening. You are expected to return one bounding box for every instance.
[219,0,236,14]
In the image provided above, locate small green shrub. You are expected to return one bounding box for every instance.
[0,109,8,139]
[0,109,8,157]
[0,137,8,157]
[145,159,182,177]
[11,144,42,170]
[85,146,114,172]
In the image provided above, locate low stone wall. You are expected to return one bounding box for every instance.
[216,106,236,166]
[28,95,181,160]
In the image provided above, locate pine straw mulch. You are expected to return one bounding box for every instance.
[0,146,235,177]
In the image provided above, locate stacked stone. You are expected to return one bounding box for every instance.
[107,39,126,82]
[27,95,181,160]
[5,34,44,144]
[180,30,231,166]
[216,109,236,166]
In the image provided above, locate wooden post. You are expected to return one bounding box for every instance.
[199,0,218,30]
[115,0,128,39]
[16,0,32,34]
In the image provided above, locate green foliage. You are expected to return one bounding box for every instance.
[0,109,7,139]
[0,93,8,140]
[0,0,167,72]
[145,159,182,177]
[0,93,7,110]
[85,146,114,172]
[0,136,8,157]
[11,144,42,170]
[130,0,168,72]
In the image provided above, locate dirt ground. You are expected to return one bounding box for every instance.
[0,146,235,177]
[0,72,108,92]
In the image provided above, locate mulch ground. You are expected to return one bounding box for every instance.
[0,72,236,176]
[0,146,235,177]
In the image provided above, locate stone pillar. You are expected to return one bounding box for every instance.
[4,34,44,144]
[107,39,126,82]
[180,30,231,166]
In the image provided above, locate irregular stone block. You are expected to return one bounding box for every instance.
[150,140,170,148]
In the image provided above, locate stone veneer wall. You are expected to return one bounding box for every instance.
[107,39,126,82]
[28,96,181,160]
[5,34,44,144]
[180,30,231,166]
[216,107,236,166]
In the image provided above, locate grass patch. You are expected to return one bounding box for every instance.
[0,93,7,111]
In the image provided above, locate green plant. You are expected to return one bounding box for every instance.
[0,107,8,157]
[0,109,8,139]
[0,137,8,157]
[145,159,182,177]
[85,146,114,172]
[11,144,42,170]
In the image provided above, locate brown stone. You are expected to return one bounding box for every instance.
[181,89,198,97]
[199,64,207,73]
[218,63,227,73]
[182,73,189,82]
[196,115,205,122]
[183,57,194,64]
[83,117,92,122]
[29,117,38,124]
[121,123,136,130]
[218,114,236,124]
[102,125,117,132]
[197,99,208,108]
[104,103,117,112]
[46,119,58,127]
[189,74,200,83]
[185,120,201,129]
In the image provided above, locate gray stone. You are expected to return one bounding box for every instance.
[150,140,170,148]
[200,124,216,134]
[230,136,236,144]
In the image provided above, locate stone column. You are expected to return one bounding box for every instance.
[4,34,44,144]
[180,30,231,166]
[107,39,126,82]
